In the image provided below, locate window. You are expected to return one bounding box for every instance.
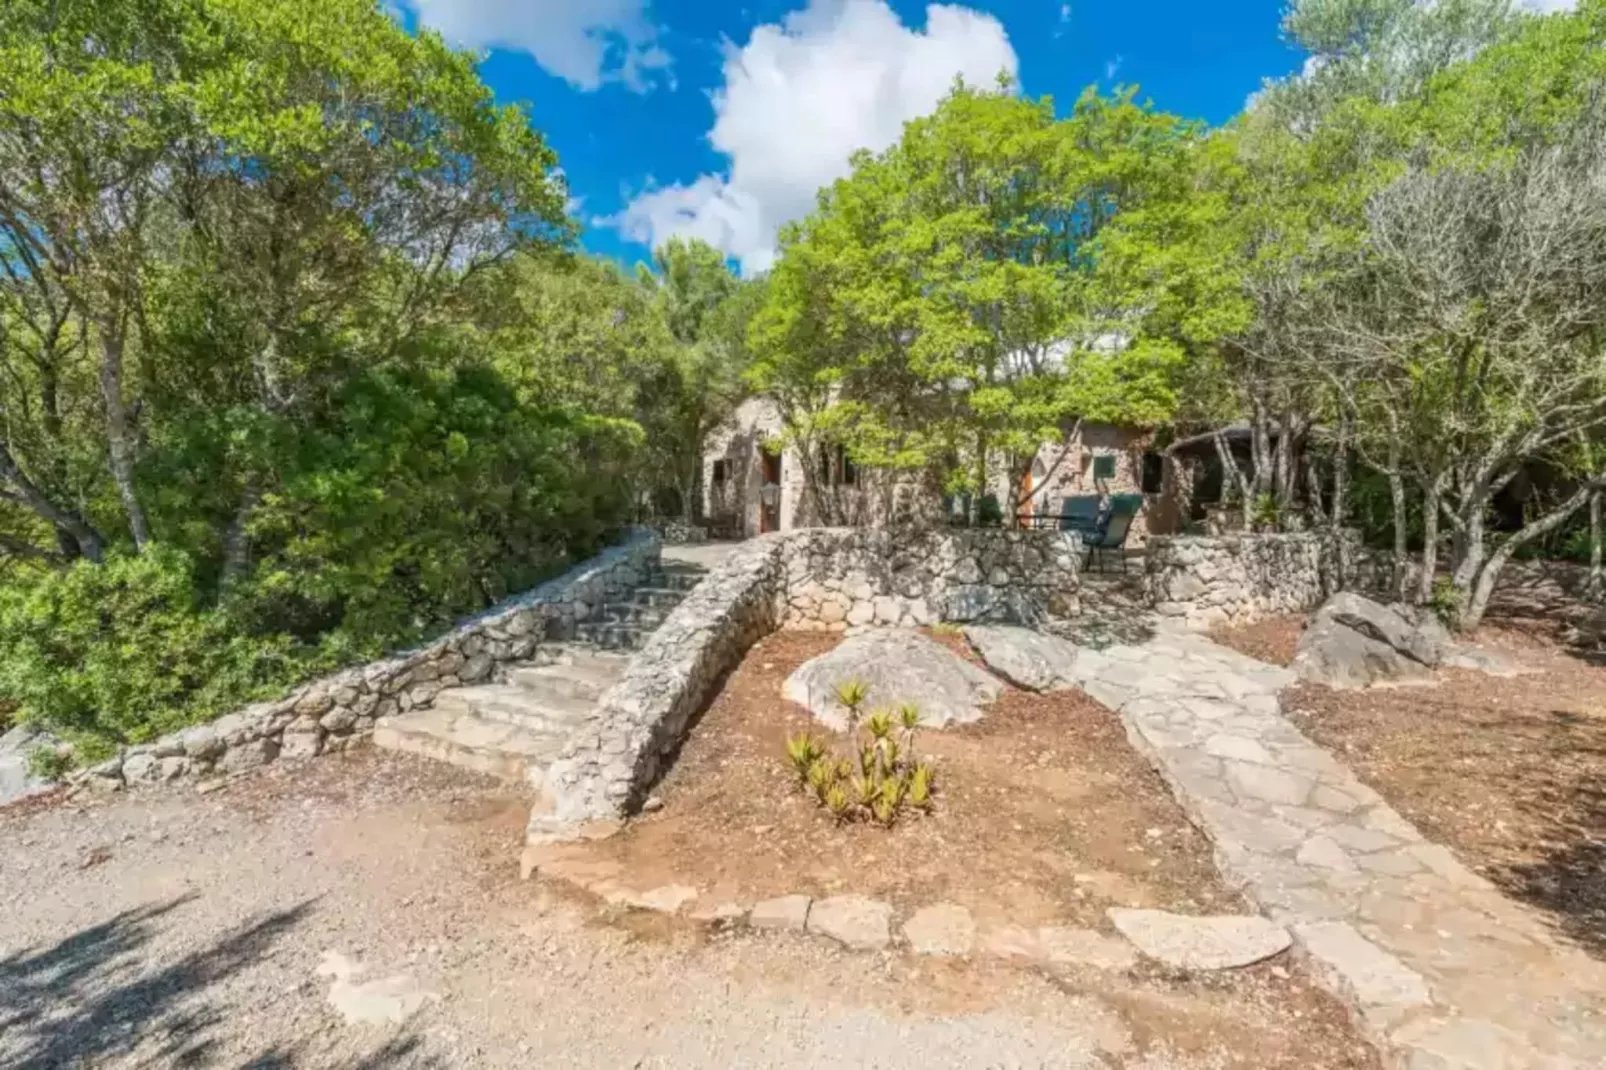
[1092,454,1117,481]
[711,459,729,486]
[1141,452,1164,494]
[818,445,858,487]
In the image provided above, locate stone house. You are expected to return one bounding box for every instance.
[702,397,1192,543]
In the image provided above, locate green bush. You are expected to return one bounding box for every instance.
[0,549,317,757]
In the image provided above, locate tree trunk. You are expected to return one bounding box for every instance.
[1464,483,1597,630]
[1417,472,1450,606]
[1212,428,1254,530]
[1331,411,1352,591]
[0,439,106,562]
[1249,396,1272,507]
[218,480,261,594]
[98,322,150,551]
[1589,490,1601,598]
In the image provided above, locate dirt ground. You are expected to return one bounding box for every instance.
[0,748,1381,1069]
[582,631,1241,929]
[1210,614,1606,960]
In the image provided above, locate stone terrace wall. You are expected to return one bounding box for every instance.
[529,527,1082,839]
[74,530,662,792]
[779,527,1083,630]
[1146,533,1333,628]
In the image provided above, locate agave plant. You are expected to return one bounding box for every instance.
[908,762,935,809]
[825,783,851,821]
[833,678,869,729]
[864,708,893,740]
[806,757,836,802]
[785,733,824,781]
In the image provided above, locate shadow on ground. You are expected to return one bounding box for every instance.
[1486,708,1606,959]
[0,894,315,1068]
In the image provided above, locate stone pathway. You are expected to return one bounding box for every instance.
[1069,627,1606,1069]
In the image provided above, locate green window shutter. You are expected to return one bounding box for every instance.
[1092,454,1117,481]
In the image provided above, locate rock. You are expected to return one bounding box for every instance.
[1037,927,1139,971]
[1322,593,1444,666]
[279,731,322,760]
[782,629,1003,730]
[902,903,976,956]
[962,625,1081,691]
[320,706,358,733]
[1292,614,1435,690]
[1107,909,1291,970]
[157,756,190,781]
[629,884,699,914]
[181,724,225,760]
[0,724,59,804]
[1441,644,1522,677]
[121,752,158,784]
[293,689,334,717]
[807,895,894,950]
[750,894,812,932]
[219,737,280,772]
[687,900,749,926]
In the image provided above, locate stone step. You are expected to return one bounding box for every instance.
[530,644,633,670]
[598,601,671,627]
[372,706,567,785]
[573,621,650,651]
[645,568,705,592]
[434,685,597,734]
[630,587,689,609]
[509,659,625,703]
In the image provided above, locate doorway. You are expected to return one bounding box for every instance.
[759,451,782,534]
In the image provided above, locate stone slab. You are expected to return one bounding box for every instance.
[962,625,1082,691]
[807,895,894,950]
[1108,909,1290,971]
[901,903,975,956]
[750,894,812,932]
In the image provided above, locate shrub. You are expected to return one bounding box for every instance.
[782,688,938,828]
[0,548,318,758]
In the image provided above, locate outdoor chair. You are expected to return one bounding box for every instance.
[1084,496,1142,573]
[1056,495,1103,535]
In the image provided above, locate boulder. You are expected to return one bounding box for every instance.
[963,625,1080,692]
[783,629,1004,730]
[1108,909,1291,970]
[1293,593,1451,689]
[1293,614,1435,690]
[0,723,59,805]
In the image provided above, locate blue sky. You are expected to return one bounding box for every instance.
[392,1,1309,273]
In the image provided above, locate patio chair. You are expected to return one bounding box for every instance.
[1084,496,1142,573]
[1056,495,1103,535]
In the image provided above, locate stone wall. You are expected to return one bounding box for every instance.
[528,527,1082,839]
[778,527,1083,630]
[73,531,662,792]
[1146,533,1334,627]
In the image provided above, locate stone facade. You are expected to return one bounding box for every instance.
[704,399,1188,544]
[529,527,1082,837]
[1145,533,1338,627]
[72,531,662,792]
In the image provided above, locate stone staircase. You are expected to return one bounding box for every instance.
[372,561,707,787]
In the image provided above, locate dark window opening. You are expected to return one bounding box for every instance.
[712,459,730,486]
[1141,452,1164,495]
[818,445,858,487]
[1092,454,1117,481]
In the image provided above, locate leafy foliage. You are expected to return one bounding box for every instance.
[784,688,937,828]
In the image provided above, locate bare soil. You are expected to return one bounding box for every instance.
[1212,614,1606,960]
[581,631,1240,929]
[1207,616,1304,667]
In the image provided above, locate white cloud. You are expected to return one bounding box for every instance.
[603,0,1018,276]
[398,0,671,92]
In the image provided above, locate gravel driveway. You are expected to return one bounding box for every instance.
[0,751,1372,1068]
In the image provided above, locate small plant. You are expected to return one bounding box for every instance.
[1251,493,1280,532]
[779,697,939,828]
[929,622,964,638]
[833,678,869,731]
[1429,577,1465,628]
[26,743,72,782]
[785,732,825,781]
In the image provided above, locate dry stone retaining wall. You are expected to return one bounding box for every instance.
[778,527,1082,630]
[529,527,1083,838]
[74,530,662,792]
[1145,533,1338,627]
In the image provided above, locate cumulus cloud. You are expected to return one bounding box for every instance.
[398,0,671,92]
[603,0,1018,276]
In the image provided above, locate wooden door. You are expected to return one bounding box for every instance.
[759,451,782,533]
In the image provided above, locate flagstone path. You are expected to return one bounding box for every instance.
[1069,627,1606,1069]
